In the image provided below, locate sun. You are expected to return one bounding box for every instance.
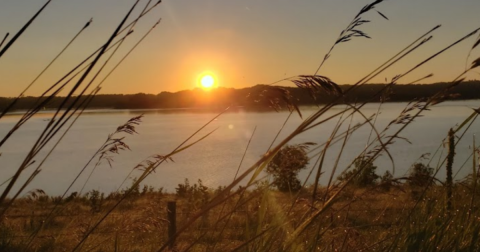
[200,75,215,89]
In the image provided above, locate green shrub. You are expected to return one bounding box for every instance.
[408,162,434,187]
[338,157,379,187]
[141,184,155,195]
[86,189,104,212]
[380,170,394,190]
[176,178,192,198]
[266,144,309,192]
[175,178,209,200]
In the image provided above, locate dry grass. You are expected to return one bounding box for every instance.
[1,183,479,251]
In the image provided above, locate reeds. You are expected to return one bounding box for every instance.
[446,128,455,212]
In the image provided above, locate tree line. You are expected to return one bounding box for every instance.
[1,80,480,111]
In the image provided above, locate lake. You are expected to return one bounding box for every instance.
[1,100,479,196]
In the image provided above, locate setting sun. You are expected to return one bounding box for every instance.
[199,74,216,89]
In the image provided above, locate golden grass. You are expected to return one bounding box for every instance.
[1,183,478,251]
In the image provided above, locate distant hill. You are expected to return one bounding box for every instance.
[1,81,480,112]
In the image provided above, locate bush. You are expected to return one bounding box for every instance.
[86,189,104,212]
[408,162,434,187]
[266,144,309,192]
[380,170,394,191]
[175,178,209,200]
[141,185,155,195]
[338,157,379,187]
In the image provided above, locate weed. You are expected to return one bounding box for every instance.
[408,162,434,187]
[85,189,104,212]
[338,157,379,187]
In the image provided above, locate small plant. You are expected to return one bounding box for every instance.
[175,178,209,200]
[65,192,78,202]
[141,184,155,195]
[157,186,165,195]
[26,189,47,202]
[50,196,63,204]
[121,177,140,198]
[380,170,394,190]
[408,162,434,187]
[26,189,49,209]
[338,157,379,187]
[175,178,191,198]
[86,189,104,212]
[266,144,309,192]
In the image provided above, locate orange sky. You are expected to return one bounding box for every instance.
[0,0,480,97]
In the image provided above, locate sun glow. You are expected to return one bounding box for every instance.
[201,75,214,88]
[198,73,217,90]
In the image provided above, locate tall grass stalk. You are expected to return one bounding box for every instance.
[0,19,92,120]
[0,33,9,50]
[446,128,455,212]
[0,0,162,147]
[0,1,51,59]
[156,5,480,250]
[209,127,258,246]
[72,107,228,250]
[0,0,141,215]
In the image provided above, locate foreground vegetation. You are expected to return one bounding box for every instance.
[2,0,480,251]
[2,175,480,251]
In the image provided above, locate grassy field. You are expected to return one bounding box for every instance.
[2,180,480,251]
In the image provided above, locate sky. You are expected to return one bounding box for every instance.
[0,0,479,97]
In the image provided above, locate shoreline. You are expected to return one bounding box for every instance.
[3,98,480,115]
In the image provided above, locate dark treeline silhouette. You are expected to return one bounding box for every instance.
[1,80,480,112]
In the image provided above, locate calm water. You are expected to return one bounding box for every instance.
[1,100,480,195]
